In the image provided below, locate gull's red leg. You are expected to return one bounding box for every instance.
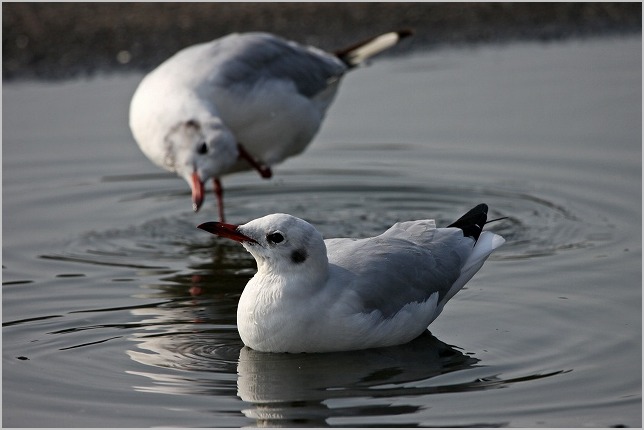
[214,177,225,222]
[237,143,272,179]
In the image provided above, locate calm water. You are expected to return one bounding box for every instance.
[2,36,641,427]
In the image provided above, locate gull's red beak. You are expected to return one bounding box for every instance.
[197,222,258,244]
[191,171,205,212]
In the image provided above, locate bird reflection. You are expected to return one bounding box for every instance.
[127,321,478,426]
[236,332,478,426]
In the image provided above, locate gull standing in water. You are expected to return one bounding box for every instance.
[198,203,505,353]
[129,30,412,221]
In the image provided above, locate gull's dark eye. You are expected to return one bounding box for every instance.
[197,142,208,155]
[266,232,284,244]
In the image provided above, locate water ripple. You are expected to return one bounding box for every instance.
[39,181,606,274]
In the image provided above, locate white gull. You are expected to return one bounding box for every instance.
[198,203,505,353]
[129,30,412,221]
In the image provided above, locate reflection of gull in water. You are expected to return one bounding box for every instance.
[236,332,478,426]
[237,332,477,402]
[126,325,478,425]
[125,311,568,427]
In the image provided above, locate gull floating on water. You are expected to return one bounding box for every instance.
[129,30,412,221]
[198,203,505,353]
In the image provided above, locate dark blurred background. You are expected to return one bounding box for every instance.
[3,2,641,81]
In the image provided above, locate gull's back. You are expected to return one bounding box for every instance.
[323,218,504,344]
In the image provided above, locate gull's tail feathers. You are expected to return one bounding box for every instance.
[439,204,506,305]
[441,231,505,306]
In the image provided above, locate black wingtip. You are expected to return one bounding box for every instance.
[447,203,489,241]
[397,29,415,39]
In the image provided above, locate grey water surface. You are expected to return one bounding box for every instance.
[2,35,641,427]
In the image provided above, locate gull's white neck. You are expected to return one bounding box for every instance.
[237,243,330,352]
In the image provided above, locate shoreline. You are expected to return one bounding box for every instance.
[3,3,641,82]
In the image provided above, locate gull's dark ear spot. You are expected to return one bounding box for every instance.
[291,249,307,264]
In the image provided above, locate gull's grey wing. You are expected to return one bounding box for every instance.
[212,33,347,98]
[326,228,474,318]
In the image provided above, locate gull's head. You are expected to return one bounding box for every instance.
[164,119,239,211]
[198,214,328,276]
